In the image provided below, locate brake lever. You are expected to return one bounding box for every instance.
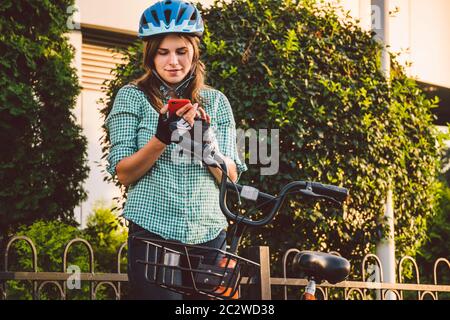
[299,186,342,206]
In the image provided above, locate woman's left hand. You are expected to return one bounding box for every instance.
[196,106,210,124]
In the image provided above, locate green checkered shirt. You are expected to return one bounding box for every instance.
[106,84,247,244]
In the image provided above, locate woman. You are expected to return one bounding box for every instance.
[105,0,246,300]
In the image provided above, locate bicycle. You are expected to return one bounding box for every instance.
[133,153,351,300]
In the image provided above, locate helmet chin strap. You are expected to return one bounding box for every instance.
[152,65,197,98]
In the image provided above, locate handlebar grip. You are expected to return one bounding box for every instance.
[310,182,349,202]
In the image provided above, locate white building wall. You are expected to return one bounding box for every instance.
[408,0,450,87]
[330,0,450,87]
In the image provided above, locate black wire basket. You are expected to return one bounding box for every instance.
[134,236,260,299]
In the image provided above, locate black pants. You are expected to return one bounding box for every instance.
[127,221,227,300]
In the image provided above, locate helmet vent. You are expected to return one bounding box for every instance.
[151,10,160,26]
[176,7,187,24]
[140,14,148,27]
[164,9,172,25]
[190,10,197,22]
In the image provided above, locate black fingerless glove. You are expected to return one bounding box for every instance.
[154,114,171,145]
[155,113,192,145]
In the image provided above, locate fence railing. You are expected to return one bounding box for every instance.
[1,236,449,300]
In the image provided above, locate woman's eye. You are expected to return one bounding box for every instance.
[157,51,186,55]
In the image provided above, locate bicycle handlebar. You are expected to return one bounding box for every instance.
[308,181,349,203]
[217,161,349,228]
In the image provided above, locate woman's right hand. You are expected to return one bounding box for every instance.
[162,102,209,127]
[155,102,209,145]
[154,104,173,145]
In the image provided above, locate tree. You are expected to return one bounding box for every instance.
[99,0,444,289]
[0,0,89,239]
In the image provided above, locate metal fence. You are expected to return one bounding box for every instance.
[0,236,449,300]
[266,247,450,300]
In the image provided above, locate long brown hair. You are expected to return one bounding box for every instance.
[132,34,208,112]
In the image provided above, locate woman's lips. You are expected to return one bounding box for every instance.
[167,69,181,76]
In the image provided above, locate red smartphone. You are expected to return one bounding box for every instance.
[168,99,191,116]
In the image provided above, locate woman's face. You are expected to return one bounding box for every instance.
[154,34,195,85]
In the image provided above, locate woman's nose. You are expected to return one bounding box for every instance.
[168,52,179,65]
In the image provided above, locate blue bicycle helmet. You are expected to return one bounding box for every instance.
[138,0,204,39]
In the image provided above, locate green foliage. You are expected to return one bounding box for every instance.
[428,185,450,263]
[416,149,450,289]
[99,0,444,284]
[4,203,128,300]
[0,0,89,237]
[5,220,88,299]
[83,200,128,273]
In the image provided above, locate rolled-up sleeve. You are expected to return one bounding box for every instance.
[215,92,248,179]
[105,86,143,178]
